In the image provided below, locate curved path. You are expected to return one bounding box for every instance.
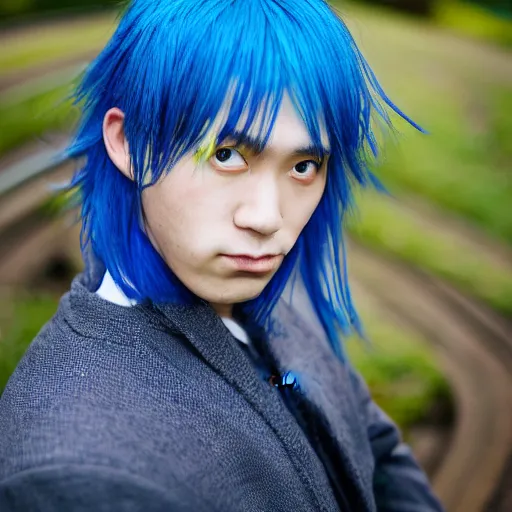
[349,242,512,512]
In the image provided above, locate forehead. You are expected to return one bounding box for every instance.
[206,93,330,155]
[264,97,329,154]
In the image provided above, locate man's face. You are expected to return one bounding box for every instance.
[141,97,328,314]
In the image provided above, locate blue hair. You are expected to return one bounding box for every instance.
[66,0,418,358]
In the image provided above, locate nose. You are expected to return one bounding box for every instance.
[233,174,283,236]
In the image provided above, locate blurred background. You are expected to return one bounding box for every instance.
[0,0,511,510]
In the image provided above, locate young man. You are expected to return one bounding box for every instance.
[0,0,444,510]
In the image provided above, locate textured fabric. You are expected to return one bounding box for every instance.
[97,270,251,345]
[0,267,444,511]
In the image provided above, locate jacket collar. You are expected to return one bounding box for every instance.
[269,298,375,510]
[151,294,374,511]
[150,299,339,511]
[72,253,374,510]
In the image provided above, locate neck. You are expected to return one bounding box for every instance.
[210,302,233,318]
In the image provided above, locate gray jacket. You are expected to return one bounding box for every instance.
[0,265,444,511]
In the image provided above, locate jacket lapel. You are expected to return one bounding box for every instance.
[268,297,376,511]
[83,251,374,509]
[150,301,339,512]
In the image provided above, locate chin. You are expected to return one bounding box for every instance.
[204,282,269,305]
[214,290,265,305]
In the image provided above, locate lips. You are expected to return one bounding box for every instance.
[221,254,282,274]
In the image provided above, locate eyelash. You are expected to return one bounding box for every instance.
[210,147,322,182]
[210,147,248,172]
[291,160,321,179]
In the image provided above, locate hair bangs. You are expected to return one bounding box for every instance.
[65,0,418,358]
[236,0,420,356]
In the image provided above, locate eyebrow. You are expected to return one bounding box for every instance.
[220,131,331,161]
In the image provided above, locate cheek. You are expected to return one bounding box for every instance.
[141,170,233,258]
[141,177,190,258]
[284,181,326,236]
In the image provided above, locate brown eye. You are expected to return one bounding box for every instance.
[295,161,311,174]
[215,148,232,162]
[210,147,248,172]
[290,160,320,183]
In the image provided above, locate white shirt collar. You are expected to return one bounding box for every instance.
[96,270,137,307]
[220,317,251,345]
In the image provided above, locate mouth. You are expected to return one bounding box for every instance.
[220,254,283,274]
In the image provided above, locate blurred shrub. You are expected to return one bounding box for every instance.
[347,311,452,434]
[0,0,120,21]
[1,0,36,19]
[468,0,512,17]
[351,0,434,16]
[0,85,76,156]
[435,0,512,46]
[350,0,512,47]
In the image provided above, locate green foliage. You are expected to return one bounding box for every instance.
[0,0,36,18]
[435,0,512,47]
[0,85,77,156]
[349,0,512,45]
[351,0,434,17]
[39,190,76,218]
[346,311,451,433]
[0,0,120,21]
[340,2,512,245]
[374,88,512,245]
[348,191,512,316]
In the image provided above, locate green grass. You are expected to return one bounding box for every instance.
[340,2,512,245]
[348,191,512,315]
[435,0,512,48]
[0,15,114,76]
[0,15,115,157]
[346,311,450,434]
[373,87,512,245]
[0,291,59,392]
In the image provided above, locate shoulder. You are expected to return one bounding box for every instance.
[1,294,180,408]
[0,294,208,483]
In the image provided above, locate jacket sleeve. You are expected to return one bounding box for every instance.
[0,463,206,512]
[349,366,446,512]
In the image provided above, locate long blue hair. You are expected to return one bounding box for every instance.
[66,0,418,358]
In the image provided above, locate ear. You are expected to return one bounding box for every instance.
[103,107,132,180]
